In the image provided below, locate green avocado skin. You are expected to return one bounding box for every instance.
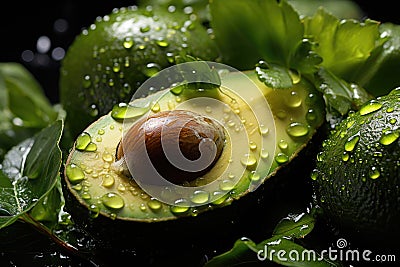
[59,6,219,140]
[312,88,400,243]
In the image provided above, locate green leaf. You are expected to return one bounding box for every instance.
[0,63,57,127]
[352,22,400,96]
[0,120,63,229]
[205,211,338,267]
[204,238,262,267]
[303,9,381,81]
[210,0,304,70]
[255,61,293,89]
[314,67,373,123]
[0,63,59,161]
[272,213,315,239]
[287,0,364,19]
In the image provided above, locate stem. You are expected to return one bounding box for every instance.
[20,213,102,267]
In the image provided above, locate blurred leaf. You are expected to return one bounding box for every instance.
[0,63,59,161]
[210,0,304,70]
[0,120,63,229]
[353,22,400,96]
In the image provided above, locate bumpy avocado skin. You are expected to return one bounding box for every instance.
[59,6,219,140]
[312,88,400,244]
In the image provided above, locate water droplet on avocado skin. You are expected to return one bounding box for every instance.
[359,100,383,115]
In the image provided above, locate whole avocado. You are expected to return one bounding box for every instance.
[59,5,219,139]
[312,88,400,243]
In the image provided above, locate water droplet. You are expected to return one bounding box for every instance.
[170,86,184,95]
[286,122,309,138]
[143,63,161,77]
[89,204,100,218]
[190,190,210,204]
[111,103,148,120]
[275,153,289,164]
[306,109,317,123]
[76,132,92,151]
[278,140,288,150]
[102,151,114,163]
[240,153,257,169]
[156,39,169,47]
[344,134,360,152]
[211,191,229,205]
[260,149,269,159]
[220,179,235,191]
[249,141,257,150]
[369,166,380,179]
[151,102,161,112]
[148,198,162,211]
[249,171,261,182]
[285,91,302,107]
[170,199,190,214]
[82,75,91,89]
[123,37,134,49]
[112,62,121,73]
[66,164,85,184]
[359,100,383,115]
[102,174,115,188]
[310,169,319,180]
[379,130,399,145]
[276,110,287,119]
[342,152,349,162]
[259,125,269,135]
[316,152,324,162]
[89,104,99,117]
[140,25,150,33]
[102,192,124,210]
[85,143,97,152]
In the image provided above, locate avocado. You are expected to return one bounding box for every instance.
[59,5,219,140]
[311,88,400,244]
[62,67,325,251]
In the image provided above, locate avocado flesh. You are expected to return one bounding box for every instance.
[312,88,400,238]
[64,70,325,222]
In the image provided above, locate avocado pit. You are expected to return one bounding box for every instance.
[116,109,226,185]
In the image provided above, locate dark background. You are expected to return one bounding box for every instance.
[0,1,398,105]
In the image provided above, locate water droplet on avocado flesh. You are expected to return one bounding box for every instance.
[312,88,400,239]
[63,70,324,222]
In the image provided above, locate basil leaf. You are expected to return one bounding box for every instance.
[0,120,63,229]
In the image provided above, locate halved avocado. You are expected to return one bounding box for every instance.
[62,70,325,251]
